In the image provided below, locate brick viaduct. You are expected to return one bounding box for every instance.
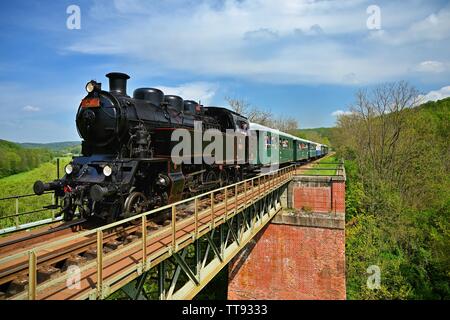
[228,174,346,300]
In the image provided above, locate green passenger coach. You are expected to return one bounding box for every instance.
[294,137,309,161]
[248,122,279,166]
[248,122,328,168]
[278,133,294,163]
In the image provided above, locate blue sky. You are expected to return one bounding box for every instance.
[0,0,449,142]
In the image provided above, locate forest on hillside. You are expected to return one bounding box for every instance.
[20,141,81,153]
[0,140,55,179]
[333,83,449,299]
[0,140,81,179]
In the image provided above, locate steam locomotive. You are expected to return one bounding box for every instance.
[33,73,251,222]
[33,72,327,222]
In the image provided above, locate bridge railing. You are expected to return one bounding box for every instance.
[1,165,296,300]
[0,192,60,234]
[0,158,63,233]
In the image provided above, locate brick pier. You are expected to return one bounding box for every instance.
[228,174,346,300]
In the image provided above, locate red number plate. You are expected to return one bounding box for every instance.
[81,98,100,108]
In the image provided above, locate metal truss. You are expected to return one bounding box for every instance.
[120,187,284,300]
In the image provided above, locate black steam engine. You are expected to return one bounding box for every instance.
[33,73,249,222]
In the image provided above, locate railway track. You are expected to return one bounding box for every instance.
[0,219,88,253]
[0,182,251,299]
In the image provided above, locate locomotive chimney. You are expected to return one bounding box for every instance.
[105,72,130,95]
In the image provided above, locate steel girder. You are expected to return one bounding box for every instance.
[120,186,284,300]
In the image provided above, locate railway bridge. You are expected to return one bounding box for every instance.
[0,159,346,300]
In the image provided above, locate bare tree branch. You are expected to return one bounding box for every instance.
[225,96,298,131]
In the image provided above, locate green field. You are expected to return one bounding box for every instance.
[0,157,70,228]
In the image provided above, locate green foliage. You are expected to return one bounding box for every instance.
[346,214,413,299]
[346,201,450,299]
[341,95,450,300]
[344,161,365,220]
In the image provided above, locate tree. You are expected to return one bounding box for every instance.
[225,97,252,115]
[335,82,424,212]
[225,96,298,131]
[336,84,450,299]
[350,82,420,179]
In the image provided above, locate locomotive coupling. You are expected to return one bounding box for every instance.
[33,180,62,195]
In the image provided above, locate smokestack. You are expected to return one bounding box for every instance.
[105,72,130,95]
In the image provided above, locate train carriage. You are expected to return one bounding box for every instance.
[283,133,309,162]
[278,133,294,164]
[248,122,279,167]
[316,143,323,158]
[308,141,317,159]
[295,139,310,161]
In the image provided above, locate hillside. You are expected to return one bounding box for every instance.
[20,141,80,150]
[0,140,54,179]
[21,141,81,155]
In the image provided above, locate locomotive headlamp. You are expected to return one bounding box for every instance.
[103,165,113,177]
[86,81,95,93]
[65,164,74,175]
[86,80,101,93]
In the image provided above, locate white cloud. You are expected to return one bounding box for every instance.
[65,0,450,85]
[155,82,217,105]
[23,105,40,112]
[243,28,278,41]
[331,110,353,117]
[418,86,450,103]
[415,61,447,73]
[371,4,450,45]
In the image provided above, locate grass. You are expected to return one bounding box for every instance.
[299,154,341,176]
[0,157,71,229]
[318,155,339,163]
